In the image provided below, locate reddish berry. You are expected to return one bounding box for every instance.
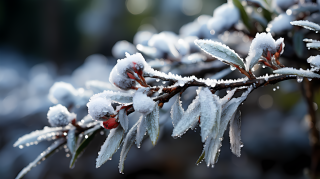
[103,118,119,129]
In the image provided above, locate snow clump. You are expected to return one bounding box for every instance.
[133,88,155,115]
[48,82,77,107]
[87,95,115,121]
[47,104,76,127]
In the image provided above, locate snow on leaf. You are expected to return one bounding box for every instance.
[136,115,147,148]
[307,55,320,69]
[13,126,68,147]
[303,38,320,43]
[70,125,100,168]
[133,88,155,115]
[199,88,221,143]
[195,39,245,69]
[146,103,160,146]
[306,42,320,50]
[290,20,320,32]
[118,108,129,132]
[15,138,66,179]
[96,126,125,168]
[91,90,134,104]
[67,127,77,154]
[229,109,242,157]
[220,88,237,107]
[171,94,184,127]
[172,95,201,138]
[119,122,138,173]
[273,68,320,78]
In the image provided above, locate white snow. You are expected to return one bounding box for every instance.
[91,90,133,104]
[48,82,77,107]
[133,88,155,115]
[47,104,76,127]
[303,38,320,43]
[267,14,293,34]
[116,53,147,77]
[87,96,115,121]
[290,20,320,32]
[112,40,137,59]
[273,67,320,78]
[307,55,320,69]
[175,39,190,56]
[306,42,320,50]
[109,67,136,90]
[246,33,281,71]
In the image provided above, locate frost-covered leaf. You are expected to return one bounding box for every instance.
[171,94,184,127]
[220,88,237,107]
[291,20,320,32]
[199,88,221,142]
[67,127,77,154]
[273,68,320,78]
[195,39,245,69]
[70,125,100,168]
[303,39,320,43]
[229,109,242,157]
[92,90,134,104]
[307,42,320,51]
[118,108,129,132]
[96,126,125,168]
[14,126,69,148]
[16,138,66,179]
[307,55,320,69]
[146,104,160,146]
[172,95,201,138]
[136,115,147,148]
[119,122,138,174]
[85,80,116,94]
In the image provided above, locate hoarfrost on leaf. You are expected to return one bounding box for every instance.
[118,108,129,132]
[306,42,320,51]
[229,109,242,157]
[307,55,320,69]
[171,94,184,127]
[273,68,320,78]
[195,39,245,69]
[96,126,125,168]
[290,20,320,32]
[146,103,160,146]
[136,115,147,147]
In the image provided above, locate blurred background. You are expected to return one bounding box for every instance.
[0,0,319,178]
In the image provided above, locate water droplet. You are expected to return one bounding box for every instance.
[156,79,160,82]
[85,135,88,139]
[230,65,236,71]
[26,143,30,147]
[262,65,266,68]
[19,145,23,149]
[66,153,70,158]
[162,81,166,84]
[308,78,312,81]
[276,86,279,89]
[100,131,104,135]
[308,48,310,50]
[63,132,67,136]
[297,76,303,83]
[273,88,276,91]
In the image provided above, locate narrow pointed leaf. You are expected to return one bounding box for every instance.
[233,0,253,33]
[136,115,147,148]
[274,68,320,78]
[67,127,77,154]
[199,88,221,142]
[118,108,129,132]
[14,126,68,147]
[95,90,134,103]
[119,122,139,173]
[196,150,205,165]
[229,109,242,157]
[16,138,66,179]
[96,126,125,168]
[70,125,100,168]
[291,20,320,32]
[195,39,245,69]
[171,94,184,127]
[172,96,201,138]
[146,104,160,146]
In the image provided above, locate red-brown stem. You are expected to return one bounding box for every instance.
[259,59,278,70]
[233,64,255,80]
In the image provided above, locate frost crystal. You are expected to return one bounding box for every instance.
[48,82,77,107]
[87,96,115,121]
[273,67,320,78]
[47,104,76,127]
[133,88,155,115]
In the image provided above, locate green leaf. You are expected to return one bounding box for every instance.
[146,103,160,146]
[16,138,66,179]
[69,126,100,168]
[196,150,205,165]
[232,0,253,33]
